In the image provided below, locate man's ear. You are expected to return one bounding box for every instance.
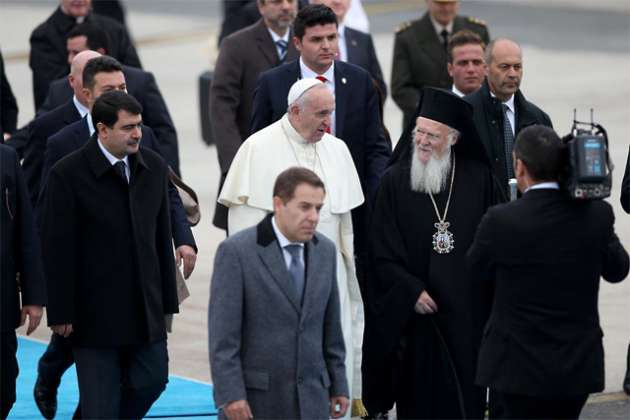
[447,62,453,78]
[514,156,526,178]
[96,122,108,139]
[272,195,283,214]
[292,36,302,52]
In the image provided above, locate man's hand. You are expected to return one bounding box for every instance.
[20,305,43,335]
[175,245,197,279]
[223,399,253,420]
[330,396,349,418]
[51,324,73,338]
[415,290,438,314]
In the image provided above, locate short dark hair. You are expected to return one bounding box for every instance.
[67,23,111,53]
[82,56,123,91]
[514,125,565,182]
[447,29,485,63]
[92,91,143,128]
[293,4,337,40]
[273,167,326,203]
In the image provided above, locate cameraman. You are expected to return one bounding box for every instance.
[467,125,629,419]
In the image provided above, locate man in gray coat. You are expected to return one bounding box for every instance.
[209,167,349,419]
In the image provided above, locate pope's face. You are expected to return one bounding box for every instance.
[414,117,452,164]
[293,86,335,143]
[273,183,325,243]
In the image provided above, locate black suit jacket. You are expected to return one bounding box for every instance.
[621,146,630,214]
[41,120,195,250]
[39,67,180,174]
[467,188,629,397]
[1,51,18,136]
[29,6,142,111]
[1,145,46,332]
[343,27,387,98]
[22,100,80,207]
[41,137,178,346]
[251,59,391,201]
[464,80,553,201]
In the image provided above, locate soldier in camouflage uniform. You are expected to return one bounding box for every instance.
[391,0,489,128]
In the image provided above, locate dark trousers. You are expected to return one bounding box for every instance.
[73,340,168,419]
[490,390,588,420]
[1,332,18,419]
[37,333,75,387]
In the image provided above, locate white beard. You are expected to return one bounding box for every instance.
[410,144,453,194]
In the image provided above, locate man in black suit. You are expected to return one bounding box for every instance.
[1,50,18,142]
[40,23,180,173]
[391,0,489,128]
[0,144,46,418]
[22,50,101,208]
[464,38,552,202]
[467,125,629,419]
[33,57,196,420]
[40,91,178,418]
[311,0,386,96]
[211,0,299,231]
[250,3,391,291]
[29,0,141,111]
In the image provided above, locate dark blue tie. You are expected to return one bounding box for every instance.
[502,104,515,179]
[284,244,304,298]
[114,161,128,183]
[276,39,288,62]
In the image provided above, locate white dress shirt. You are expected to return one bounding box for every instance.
[73,95,89,118]
[97,137,130,182]
[525,181,559,194]
[271,216,305,269]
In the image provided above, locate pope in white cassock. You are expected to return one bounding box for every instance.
[219,78,365,415]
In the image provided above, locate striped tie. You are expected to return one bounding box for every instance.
[502,103,515,179]
[276,40,288,62]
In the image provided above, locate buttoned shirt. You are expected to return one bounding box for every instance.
[97,137,130,181]
[73,95,89,118]
[271,215,305,270]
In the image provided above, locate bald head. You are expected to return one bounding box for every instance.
[486,38,523,101]
[69,50,101,106]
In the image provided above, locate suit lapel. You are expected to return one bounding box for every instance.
[63,101,80,125]
[75,118,91,150]
[256,215,301,313]
[344,27,358,64]
[416,14,446,64]
[254,20,282,67]
[334,63,349,136]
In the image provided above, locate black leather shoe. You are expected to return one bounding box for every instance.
[33,375,57,419]
[624,343,630,395]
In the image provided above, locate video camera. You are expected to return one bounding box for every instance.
[561,110,613,200]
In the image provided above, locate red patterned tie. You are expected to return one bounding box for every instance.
[316,76,331,133]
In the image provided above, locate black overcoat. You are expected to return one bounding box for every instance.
[1,144,46,332]
[40,137,178,347]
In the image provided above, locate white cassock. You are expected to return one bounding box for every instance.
[219,114,365,406]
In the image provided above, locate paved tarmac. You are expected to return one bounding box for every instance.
[3,0,629,416]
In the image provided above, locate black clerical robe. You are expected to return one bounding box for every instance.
[363,151,494,419]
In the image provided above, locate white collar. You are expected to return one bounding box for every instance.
[338,23,346,39]
[451,85,466,98]
[267,27,290,44]
[281,114,311,145]
[525,181,560,193]
[73,95,89,117]
[86,113,96,136]
[300,57,335,83]
[97,137,130,168]
[272,215,304,248]
[429,14,454,37]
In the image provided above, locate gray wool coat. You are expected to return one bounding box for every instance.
[208,214,348,419]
